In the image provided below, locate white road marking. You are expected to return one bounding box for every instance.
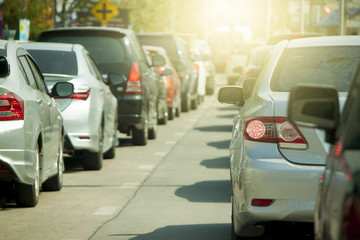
[139,165,154,170]
[175,132,185,136]
[164,140,176,145]
[119,182,139,189]
[92,206,118,216]
[154,152,167,156]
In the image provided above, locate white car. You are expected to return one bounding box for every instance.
[218,36,360,238]
[0,40,73,207]
[23,42,118,170]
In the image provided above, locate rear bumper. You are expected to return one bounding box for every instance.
[116,94,146,133]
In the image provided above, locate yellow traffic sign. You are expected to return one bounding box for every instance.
[91,0,119,25]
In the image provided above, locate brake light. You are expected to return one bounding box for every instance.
[251,199,274,206]
[194,63,199,70]
[0,93,24,120]
[125,62,141,94]
[157,66,166,75]
[0,162,12,174]
[243,117,307,149]
[54,89,90,101]
[343,196,360,238]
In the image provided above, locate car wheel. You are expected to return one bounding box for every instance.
[83,126,103,170]
[148,118,157,140]
[191,97,198,110]
[175,104,181,117]
[132,121,148,146]
[104,119,118,159]
[15,144,40,207]
[181,93,190,112]
[42,138,64,191]
[158,112,167,125]
[168,106,175,120]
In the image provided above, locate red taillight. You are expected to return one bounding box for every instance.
[194,63,199,70]
[343,196,360,238]
[251,199,274,206]
[158,66,166,75]
[126,62,141,94]
[243,117,307,149]
[0,93,24,120]
[54,89,90,101]
[0,162,12,174]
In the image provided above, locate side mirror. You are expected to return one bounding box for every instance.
[50,82,74,98]
[0,56,10,78]
[288,85,340,143]
[161,68,173,76]
[217,86,244,106]
[151,54,166,67]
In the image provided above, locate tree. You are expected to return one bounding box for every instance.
[3,0,54,40]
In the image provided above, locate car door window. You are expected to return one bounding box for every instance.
[85,53,102,81]
[18,55,38,89]
[26,56,48,94]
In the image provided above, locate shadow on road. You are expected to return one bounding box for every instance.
[175,180,231,203]
[207,140,230,149]
[125,223,231,240]
[201,156,229,169]
[217,113,238,119]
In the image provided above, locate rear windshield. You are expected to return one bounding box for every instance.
[270,46,360,92]
[138,36,179,62]
[27,50,78,75]
[38,35,131,76]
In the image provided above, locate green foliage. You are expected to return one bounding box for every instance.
[3,0,54,40]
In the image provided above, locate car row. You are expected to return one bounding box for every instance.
[218,35,360,239]
[0,27,214,208]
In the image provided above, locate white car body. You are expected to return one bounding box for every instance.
[0,40,72,207]
[23,42,118,170]
[219,36,360,238]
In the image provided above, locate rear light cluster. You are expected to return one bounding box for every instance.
[157,66,166,75]
[0,162,12,174]
[125,62,141,94]
[54,89,90,101]
[0,92,24,120]
[251,199,274,207]
[243,117,307,149]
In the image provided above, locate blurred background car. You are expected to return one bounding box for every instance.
[37,27,161,146]
[225,42,260,85]
[218,36,360,239]
[137,33,198,112]
[143,45,181,120]
[143,46,168,125]
[0,40,73,207]
[197,39,216,96]
[22,42,118,170]
[288,72,360,240]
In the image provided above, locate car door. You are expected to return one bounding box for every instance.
[19,54,61,172]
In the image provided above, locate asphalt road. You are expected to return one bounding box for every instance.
[0,74,237,240]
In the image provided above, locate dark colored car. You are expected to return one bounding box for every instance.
[137,33,197,112]
[37,27,164,146]
[288,67,360,240]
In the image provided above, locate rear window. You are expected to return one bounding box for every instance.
[27,50,78,75]
[38,34,131,76]
[270,46,360,92]
[138,36,179,62]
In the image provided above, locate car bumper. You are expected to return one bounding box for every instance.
[232,142,324,226]
[0,121,37,185]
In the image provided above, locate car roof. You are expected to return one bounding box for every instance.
[21,42,80,52]
[286,36,360,48]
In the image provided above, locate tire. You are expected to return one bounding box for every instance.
[42,139,64,191]
[168,106,175,120]
[132,123,148,146]
[175,106,181,117]
[158,114,167,125]
[148,119,157,140]
[181,93,190,112]
[15,144,40,207]
[83,127,103,170]
[104,120,118,159]
[191,98,198,110]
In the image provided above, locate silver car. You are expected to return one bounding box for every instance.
[22,42,118,170]
[0,40,73,207]
[218,36,360,238]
